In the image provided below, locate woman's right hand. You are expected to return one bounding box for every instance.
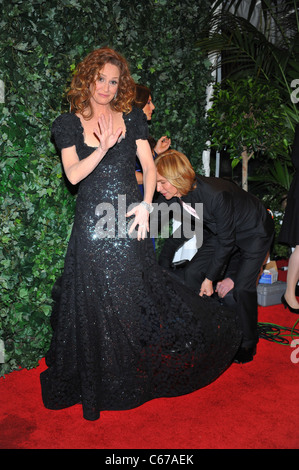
[94,113,122,152]
[154,136,171,154]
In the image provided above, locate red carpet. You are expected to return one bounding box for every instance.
[1,301,299,450]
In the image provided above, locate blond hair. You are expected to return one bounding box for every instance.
[155,149,197,195]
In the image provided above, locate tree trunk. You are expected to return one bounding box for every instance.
[241,147,254,192]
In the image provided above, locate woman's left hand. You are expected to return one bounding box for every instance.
[126,203,149,241]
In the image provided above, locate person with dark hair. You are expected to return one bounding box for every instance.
[133,84,171,192]
[40,48,241,421]
[155,149,274,364]
[278,123,299,313]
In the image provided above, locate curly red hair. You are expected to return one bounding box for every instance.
[67,47,136,119]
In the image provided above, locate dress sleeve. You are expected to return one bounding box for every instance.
[131,106,149,140]
[51,113,80,150]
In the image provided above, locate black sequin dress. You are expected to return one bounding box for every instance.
[40,107,241,421]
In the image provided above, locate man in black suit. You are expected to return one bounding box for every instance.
[152,149,274,363]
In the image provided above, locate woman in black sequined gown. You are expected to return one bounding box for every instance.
[40,48,241,421]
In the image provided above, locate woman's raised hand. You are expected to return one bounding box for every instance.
[94,114,122,152]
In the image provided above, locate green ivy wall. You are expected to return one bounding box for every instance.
[0,0,212,375]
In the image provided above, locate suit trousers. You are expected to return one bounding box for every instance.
[171,229,274,349]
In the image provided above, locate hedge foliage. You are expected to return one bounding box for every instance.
[0,0,212,375]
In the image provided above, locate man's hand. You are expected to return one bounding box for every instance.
[216,278,234,298]
[199,278,213,297]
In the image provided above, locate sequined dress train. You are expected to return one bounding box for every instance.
[40,108,241,421]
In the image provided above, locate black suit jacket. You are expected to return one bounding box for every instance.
[154,175,273,281]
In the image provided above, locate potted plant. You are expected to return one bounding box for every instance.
[207,77,291,191]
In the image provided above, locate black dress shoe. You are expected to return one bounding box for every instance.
[234,346,256,364]
[281,294,299,314]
